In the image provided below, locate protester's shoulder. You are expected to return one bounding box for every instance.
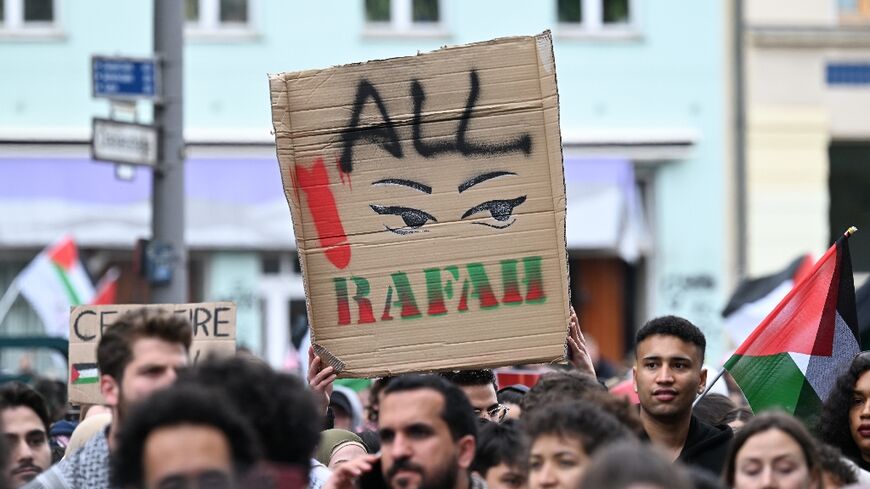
[842,456,870,485]
[471,472,488,489]
[689,415,733,447]
[24,463,70,489]
[680,416,733,462]
[308,458,331,489]
[28,427,112,489]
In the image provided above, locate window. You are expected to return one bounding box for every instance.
[0,0,59,34]
[364,0,446,36]
[829,142,870,272]
[185,0,253,36]
[838,0,870,24]
[557,0,635,35]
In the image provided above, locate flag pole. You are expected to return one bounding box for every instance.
[0,279,21,330]
[845,226,858,237]
[695,367,728,405]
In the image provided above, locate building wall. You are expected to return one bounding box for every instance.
[746,0,870,276]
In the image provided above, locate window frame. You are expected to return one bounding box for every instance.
[363,0,450,39]
[838,0,870,25]
[556,0,641,40]
[185,0,258,41]
[0,0,64,39]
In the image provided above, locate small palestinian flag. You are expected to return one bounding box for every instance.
[725,228,861,427]
[16,237,95,338]
[70,363,99,385]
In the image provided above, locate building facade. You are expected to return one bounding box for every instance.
[0,0,735,369]
[745,0,870,277]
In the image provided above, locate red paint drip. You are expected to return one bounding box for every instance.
[336,157,352,190]
[295,158,351,269]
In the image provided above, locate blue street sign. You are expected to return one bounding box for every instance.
[92,55,162,101]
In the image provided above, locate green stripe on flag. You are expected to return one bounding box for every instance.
[52,262,82,305]
[726,353,818,416]
[72,377,99,385]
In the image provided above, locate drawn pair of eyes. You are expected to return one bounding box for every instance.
[370,196,527,235]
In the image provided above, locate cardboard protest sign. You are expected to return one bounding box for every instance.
[68,302,236,404]
[269,31,569,377]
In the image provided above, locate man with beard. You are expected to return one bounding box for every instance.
[632,315,732,475]
[325,375,483,489]
[0,383,53,487]
[27,308,191,489]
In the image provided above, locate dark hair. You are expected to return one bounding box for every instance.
[719,406,753,427]
[524,400,635,456]
[358,429,380,454]
[97,308,192,382]
[383,374,477,442]
[693,393,736,426]
[635,315,706,364]
[723,411,821,487]
[441,369,497,393]
[685,466,728,489]
[471,419,526,476]
[32,378,67,423]
[366,376,392,425]
[520,370,605,416]
[177,356,321,468]
[580,389,644,435]
[817,443,858,486]
[497,385,527,407]
[112,385,259,489]
[578,442,693,489]
[818,354,870,464]
[0,382,52,433]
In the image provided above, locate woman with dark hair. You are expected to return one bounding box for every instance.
[818,353,870,471]
[723,411,822,489]
[578,442,694,489]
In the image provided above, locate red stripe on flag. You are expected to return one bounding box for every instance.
[813,243,844,357]
[48,237,77,270]
[734,243,838,357]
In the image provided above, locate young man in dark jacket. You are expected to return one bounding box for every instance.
[632,315,733,475]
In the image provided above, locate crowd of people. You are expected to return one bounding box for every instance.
[0,308,867,488]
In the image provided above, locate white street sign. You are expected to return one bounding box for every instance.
[91,118,158,167]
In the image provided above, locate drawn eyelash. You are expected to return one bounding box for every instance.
[370,204,437,234]
[461,196,527,229]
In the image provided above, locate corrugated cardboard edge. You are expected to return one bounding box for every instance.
[533,31,571,365]
[269,32,561,84]
[268,71,321,368]
[312,343,346,373]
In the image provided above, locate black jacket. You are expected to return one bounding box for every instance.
[677,414,734,475]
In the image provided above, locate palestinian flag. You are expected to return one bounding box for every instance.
[722,254,814,349]
[857,276,870,350]
[17,237,95,338]
[724,229,861,426]
[70,363,99,385]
